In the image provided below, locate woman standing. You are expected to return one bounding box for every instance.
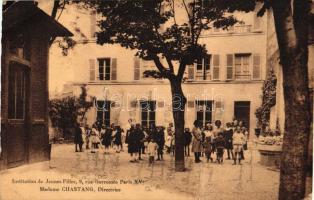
[114,126,123,153]
[128,123,140,162]
[74,123,83,152]
[191,120,202,163]
[102,126,112,154]
[224,122,234,160]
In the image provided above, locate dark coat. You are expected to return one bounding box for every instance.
[74,126,83,144]
[155,130,165,147]
[184,131,192,146]
[102,129,112,147]
[127,128,141,153]
[215,135,225,149]
[114,130,122,145]
[223,128,233,149]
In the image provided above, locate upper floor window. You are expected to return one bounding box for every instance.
[196,55,211,80]
[235,54,251,80]
[232,53,261,80]
[89,58,117,81]
[187,54,220,81]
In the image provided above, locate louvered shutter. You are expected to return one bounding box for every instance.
[89,59,96,81]
[252,54,261,80]
[213,54,220,80]
[187,65,195,80]
[226,54,234,80]
[253,12,261,31]
[90,11,96,38]
[111,58,117,80]
[134,57,140,80]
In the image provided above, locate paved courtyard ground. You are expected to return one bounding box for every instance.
[0,143,311,200]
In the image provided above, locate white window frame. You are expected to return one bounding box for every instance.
[234,53,251,80]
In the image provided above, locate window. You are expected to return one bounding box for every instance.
[196,100,212,127]
[96,58,117,81]
[235,54,251,80]
[196,54,211,80]
[96,100,110,126]
[140,101,156,127]
[8,63,27,119]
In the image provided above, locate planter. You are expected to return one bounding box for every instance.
[255,128,261,138]
[257,144,282,168]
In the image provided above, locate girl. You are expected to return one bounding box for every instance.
[191,120,202,163]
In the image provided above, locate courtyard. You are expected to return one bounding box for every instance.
[0,143,293,200]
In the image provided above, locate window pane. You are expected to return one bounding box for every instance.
[97,111,103,122]
[16,71,25,119]
[197,112,203,122]
[196,58,203,70]
[149,111,156,121]
[204,55,211,70]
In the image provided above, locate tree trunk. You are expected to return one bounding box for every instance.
[271,1,311,199]
[170,78,186,172]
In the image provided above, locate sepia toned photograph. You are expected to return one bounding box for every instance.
[0,0,313,200]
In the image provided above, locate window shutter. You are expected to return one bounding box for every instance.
[213,54,220,80]
[111,58,117,80]
[89,59,96,81]
[90,11,96,38]
[226,54,234,80]
[187,101,195,108]
[253,12,261,31]
[187,65,195,80]
[134,57,140,80]
[252,54,261,80]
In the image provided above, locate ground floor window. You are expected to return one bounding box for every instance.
[140,101,156,127]
[96,100,111,126]
[196,100,212,127]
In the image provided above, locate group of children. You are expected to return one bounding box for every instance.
[74,122,125,154]
[189,119,249,165]
[74,119,249,166]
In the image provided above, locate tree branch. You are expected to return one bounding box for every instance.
[170,0,178,25]
[51,0,60,19]
[182,0,191,20]
[177,58,188,79]
[152,55,171,79]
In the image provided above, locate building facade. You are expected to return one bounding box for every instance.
[49,4,268,135]
[0,2,72,170]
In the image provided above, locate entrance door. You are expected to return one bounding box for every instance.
[234,101,250,130]
[7,62,29,167]
[196,100,212,128]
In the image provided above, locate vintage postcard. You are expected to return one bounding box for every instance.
[0,1,313,200]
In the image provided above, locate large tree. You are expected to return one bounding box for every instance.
[266,0,312,199]
[84,0,254,171]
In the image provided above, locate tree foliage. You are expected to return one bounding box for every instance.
[255,69,277,130]
[48,86,94,135]
[85,0,256,80]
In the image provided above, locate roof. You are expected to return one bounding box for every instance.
[2,1,73,37]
